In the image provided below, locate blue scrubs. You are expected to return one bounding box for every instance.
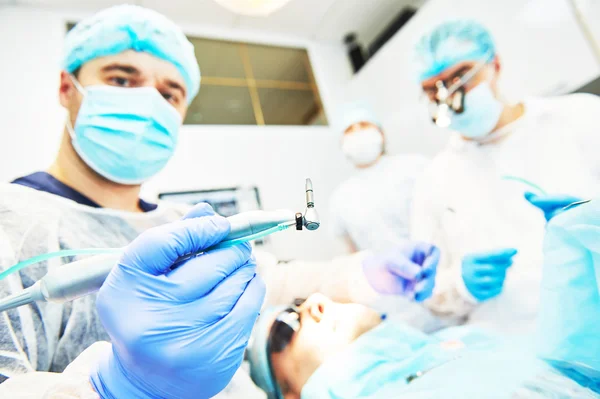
[12,172,157,212]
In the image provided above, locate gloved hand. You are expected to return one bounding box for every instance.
[363,241,440,302]
[461,248,517,302]
[90,203,265,399]
[524,192,582,221]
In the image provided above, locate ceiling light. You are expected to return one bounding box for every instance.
[213,0,293,16]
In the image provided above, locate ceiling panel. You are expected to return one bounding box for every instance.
[17,0,123,11]
[314,0,419,43]
[13,0,426,44]
[233,0,336,38]
[140,0,237,28]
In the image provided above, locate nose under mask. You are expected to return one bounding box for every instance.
[448,82,503,139]
[66,77,182,185]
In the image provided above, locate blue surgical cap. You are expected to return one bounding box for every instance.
[63,4,201,103]
[336,101,382,134]
[246,305,286,399]
[415,20,496,82]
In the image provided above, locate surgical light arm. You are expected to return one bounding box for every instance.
[0,179,320,312]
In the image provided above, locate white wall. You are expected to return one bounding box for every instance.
[4,0,599,260]
[345,0,600,157]
[0,6,354,261]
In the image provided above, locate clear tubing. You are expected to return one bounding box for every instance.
[1,222,294,281]
[501,175,547,195]
[0,248,123,281]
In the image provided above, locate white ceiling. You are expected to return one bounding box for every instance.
[10,0,424,44]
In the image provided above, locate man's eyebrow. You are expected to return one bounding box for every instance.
[422,66,473,89]
[100,64,141,75]
[165,79,186,98]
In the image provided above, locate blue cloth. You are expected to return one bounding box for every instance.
[90,203,265,399]
[461,248,518,302]
[415,20,496,81]
[301,322,598,399]
[538,200,600,373]
[63,4,200,103]
[11,172,157,212]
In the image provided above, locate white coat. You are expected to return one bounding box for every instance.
[410,93,600,334]
[330,154,429,253]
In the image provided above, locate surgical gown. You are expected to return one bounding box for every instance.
[410,94,600,333]
[330,154,429,253]
[0,183,387,397]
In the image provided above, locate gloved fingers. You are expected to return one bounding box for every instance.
[224,273,266,329]
[386,259,423,281]
[524,193,581,209]
[167,243,253,300]
[122,216,231,276]
[474,286,502,301]
[422,246,440,273]
[523,191,538,203]
[414,276,435,302]
[193,260,258,324]
[467,248,518,263]
[473,275,505,287]
[473,262,512,276]
[181,202,216,220]
[407,241,438,265]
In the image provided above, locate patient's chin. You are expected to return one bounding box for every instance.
[334,303,382,342]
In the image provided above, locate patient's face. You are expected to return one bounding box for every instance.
[270,293,381,398]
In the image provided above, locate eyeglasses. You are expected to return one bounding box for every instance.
[267,298,305,354]
[423,54,493,126]
[265,298,305,398]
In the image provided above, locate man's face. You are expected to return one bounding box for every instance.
[420,58,500,103]
[59,50,189,127]
[270,294,381,398]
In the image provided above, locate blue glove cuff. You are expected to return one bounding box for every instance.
[90,346,162,399]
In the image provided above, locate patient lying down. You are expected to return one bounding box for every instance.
[247,293,599,399]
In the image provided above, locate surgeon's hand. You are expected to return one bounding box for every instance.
[363,241,440,302]
[524,192,582,221]
[461,248,517,302]
[90,203,265,399]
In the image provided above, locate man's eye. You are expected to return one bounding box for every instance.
[110,77,130,87]
[161,92,180,105]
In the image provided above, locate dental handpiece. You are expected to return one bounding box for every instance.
[0,210,301,312]
[0,179,321,312]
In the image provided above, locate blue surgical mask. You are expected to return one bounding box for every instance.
[449,82,503,139]
[67,79,182,185]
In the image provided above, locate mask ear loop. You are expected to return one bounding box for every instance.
[65,74,87,139]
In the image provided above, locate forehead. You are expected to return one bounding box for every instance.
[420,60,478,87]
[80,50,186,87]
[344,121,379,134]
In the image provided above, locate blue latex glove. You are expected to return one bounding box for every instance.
[363,241,440,302]
[524,191,582,221]
[462,248,518,302]
[90,203,265,399]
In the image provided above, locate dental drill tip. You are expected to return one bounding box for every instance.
[305,178,313,191]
